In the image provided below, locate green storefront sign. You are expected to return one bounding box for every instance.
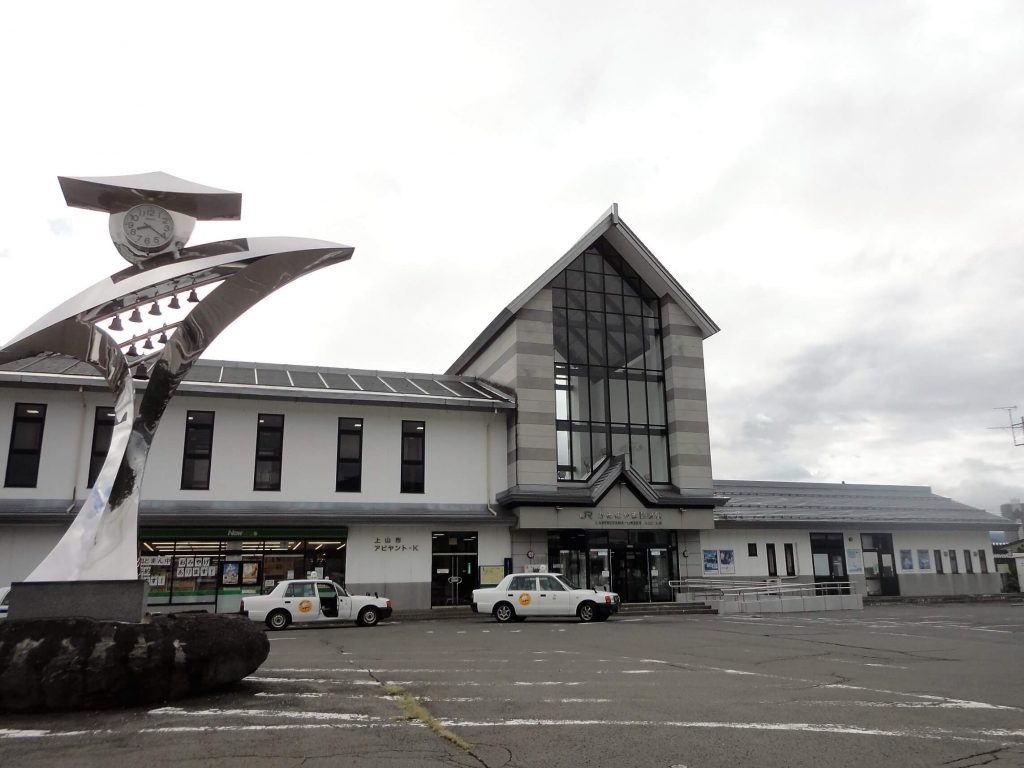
[140,527,348,540]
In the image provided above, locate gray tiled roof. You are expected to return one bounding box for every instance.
[0,353,515,410]
[713,480,1014,529]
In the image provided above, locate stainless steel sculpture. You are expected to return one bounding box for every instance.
[0,173,352,582]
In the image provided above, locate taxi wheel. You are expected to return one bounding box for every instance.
[266,610,291,631]
[494,602,515,623]
[357,607,379,627]
[577,602,597,622]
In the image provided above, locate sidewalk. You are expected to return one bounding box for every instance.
[863,593,1024,606]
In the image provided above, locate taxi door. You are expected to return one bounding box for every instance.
[536,575,570,615]
[329,582,355,620]
[284,581,321,623]
[507,575,541,616]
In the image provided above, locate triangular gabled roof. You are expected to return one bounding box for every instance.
[447,205,720,375]
[495,454,727,508]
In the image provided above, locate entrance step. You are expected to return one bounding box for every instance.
[619,602,717,615]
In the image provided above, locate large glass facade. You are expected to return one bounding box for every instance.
[550,239,669,483]
[548,529,678,602]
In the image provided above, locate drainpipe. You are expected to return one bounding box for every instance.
[485,413,497,516]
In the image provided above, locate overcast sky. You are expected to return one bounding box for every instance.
[1,2,1022,516]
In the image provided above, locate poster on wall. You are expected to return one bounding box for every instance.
[917,550,932,570]
[900,550,914,570]
[242,562,260,585]
[719,550,736,574]
[479,565,505,586]
[222,562,240,585]
[845,548,864,574]
[703,550,719,573]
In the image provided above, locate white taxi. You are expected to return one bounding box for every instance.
[472,572,620,623]
[241,579,392,630]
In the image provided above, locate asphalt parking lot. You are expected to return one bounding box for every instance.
[2,603,1024,768]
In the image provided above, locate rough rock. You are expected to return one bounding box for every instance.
[0,613,269,712]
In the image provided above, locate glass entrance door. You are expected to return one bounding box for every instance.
[861,533,899,596]
[809,532,849,594]
[431,554,478,606]
[648,548,672,601]
[431,531,479,607]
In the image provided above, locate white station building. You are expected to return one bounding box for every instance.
[0,208,1011,611]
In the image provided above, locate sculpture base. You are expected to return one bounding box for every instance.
[0,613,270,712]
[8,580,149,623]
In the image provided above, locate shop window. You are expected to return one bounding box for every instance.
[253,414,284,491]
[401,420,425,493]
[963,549,974,574]
[934,549,944,574]
[5,403,47,488]
[747,543,757,557]
[87,406,116,488]
[181,411,215,490]
[336,417,363,492]
[948,549,959,574]
[766,543,778,577]
[784,543,796,576]
[978,549,988,573]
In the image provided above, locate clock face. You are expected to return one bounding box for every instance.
[123,205,175,251]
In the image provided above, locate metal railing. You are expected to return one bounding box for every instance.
[669,578,856,602]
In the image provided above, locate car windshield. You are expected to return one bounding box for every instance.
[556,575,578,590]
[333,582,349,597]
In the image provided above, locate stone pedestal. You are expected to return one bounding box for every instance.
[8,580,149,623]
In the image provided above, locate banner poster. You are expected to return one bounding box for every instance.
[242,562,260,585]
[846,548,864,574]
[718,549,736,574]
[917,549,932,570]
[900,550,914,570]
[703,549,719,573]
[222,562,240,585]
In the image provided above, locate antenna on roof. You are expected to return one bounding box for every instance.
[989,406,1024,447]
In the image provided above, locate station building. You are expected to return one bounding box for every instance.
[0,207,1011,610]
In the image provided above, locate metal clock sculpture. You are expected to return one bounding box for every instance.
[0,172,353,583]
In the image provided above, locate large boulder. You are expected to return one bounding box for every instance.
[0,613,269,712]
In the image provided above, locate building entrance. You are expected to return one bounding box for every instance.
[549,529,677,602]
[860,533,899,596]
[431,531,478,607]
[809,532,849,594]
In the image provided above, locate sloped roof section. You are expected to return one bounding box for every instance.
[497,455,727,508]
[448,204,719,374]
[713,480,1015,529]
[0,352,515,411]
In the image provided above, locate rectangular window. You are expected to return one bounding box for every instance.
[978,549,988,574]
[253,414,284,491]
[336,417,363,492]
[5,403,47,488]
[181,411,214,490]
[934,549,944,574]
[87,406,117,488]
[948,549,959,574]
[766,543,778,577]
[784,543,796,576]
[963,549,974,574]
[401,420,425,493]
[747,543,757,557]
